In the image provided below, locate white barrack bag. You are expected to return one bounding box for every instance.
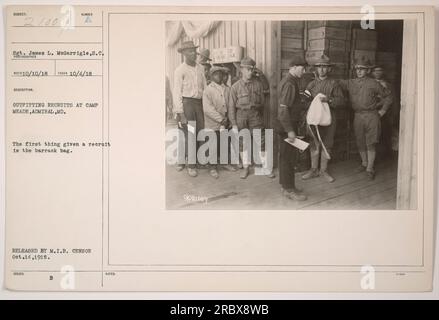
[306,92,332,159]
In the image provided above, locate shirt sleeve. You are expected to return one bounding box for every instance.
[305,80,315,94]
[202,68,207,91]
[329,81,346,109]
[338,79,349,90]
[172,67,184,114]
[257,81,265,107]
[228,84,238,127]
[224,87,231,116]
[277,82,295,132]
[375,81,393,112]
[279,81,295,107]
[203,88,224,124]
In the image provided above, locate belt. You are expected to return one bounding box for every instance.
[182,97,202,100]
[237,105,262,110]
[355,109,378,114]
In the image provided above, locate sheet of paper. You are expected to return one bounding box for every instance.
[284,137,309,151]
[3,5,435,292]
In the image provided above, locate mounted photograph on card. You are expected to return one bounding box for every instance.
[4,5,435,292]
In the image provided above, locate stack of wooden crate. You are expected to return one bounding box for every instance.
[305,21,351,79]
[280,21,305,79]
[349,28,378,77]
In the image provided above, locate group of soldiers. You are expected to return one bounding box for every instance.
[172,40,394,202]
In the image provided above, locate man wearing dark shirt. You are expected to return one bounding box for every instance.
[275,54,309,201]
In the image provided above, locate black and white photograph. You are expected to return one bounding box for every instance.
[165,19,415,210]
[3,4,436,294]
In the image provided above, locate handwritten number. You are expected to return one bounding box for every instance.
[60,5,76,30]
[23,17,33,27]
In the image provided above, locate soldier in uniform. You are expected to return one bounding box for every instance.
[275,54,309,201]
[228,57,274,179]
[301,55,345,183]
[340,58,393,180]
[371,65,396,157]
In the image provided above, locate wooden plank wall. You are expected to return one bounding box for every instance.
[280,21,305,79]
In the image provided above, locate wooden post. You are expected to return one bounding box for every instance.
[396,20,417,210]
[267,21,281,168]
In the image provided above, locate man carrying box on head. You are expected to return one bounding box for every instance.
[340,57,393,180]
[202,66,230,179]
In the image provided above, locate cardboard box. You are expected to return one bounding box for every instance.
[211,46,244,64]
